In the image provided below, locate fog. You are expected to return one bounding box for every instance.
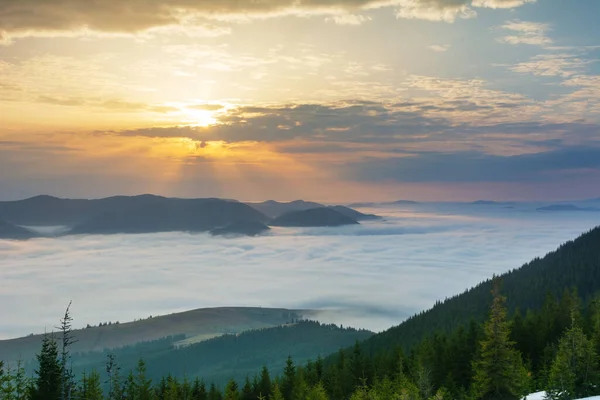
[1,204,599,339]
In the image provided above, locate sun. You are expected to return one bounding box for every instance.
[182,109,217,127]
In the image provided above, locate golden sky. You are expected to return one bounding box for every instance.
[1,0,599,201]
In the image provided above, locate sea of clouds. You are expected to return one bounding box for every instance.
[1,203,599,339]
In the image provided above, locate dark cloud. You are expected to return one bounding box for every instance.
[342,146,600,183]
[107,101,600,150]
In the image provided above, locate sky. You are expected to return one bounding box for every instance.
[1,0,600,202]
[1,204,599,339]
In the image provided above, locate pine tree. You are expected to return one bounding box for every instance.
[106,353,123,400]
[224,379,240,400]
[546,321,599,400]
[282,356,296,400]
[258,366,272,399]
[306,382,329,400]
[1,361,16,400]
[270,382,284,400]
[78,371,103,400]
[472,278,529,400]
[192,378,208,400]
[135,358,154,400]
[241,377,253,400]
[58,301,77,400]
[31,333,63,400]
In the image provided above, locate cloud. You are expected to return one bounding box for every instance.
[0,0,539,43]
[508,53,591,77]
[497,20,552,46]
[428,44,451,52]
[325,14,372,25]
[0,205,597,338]
[342,146,600,183]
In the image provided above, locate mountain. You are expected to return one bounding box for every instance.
[0,194,171,226]
[247,200,324,218]
[69,198,270,235]
[270,207,359,227]
[0,307,308,365]
[210,221,271,237]
[350,225,600,355]
[537,204,600,212]
[328,205,381,221]
[67,321,373,387]
[0,218,37,240]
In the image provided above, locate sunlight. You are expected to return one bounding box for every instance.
[181,109,217,126]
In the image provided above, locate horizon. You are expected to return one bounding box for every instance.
[1,192,599,204]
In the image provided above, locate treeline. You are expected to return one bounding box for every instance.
[3,279,600,400]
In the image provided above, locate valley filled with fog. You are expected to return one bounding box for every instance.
[1,203,599,339]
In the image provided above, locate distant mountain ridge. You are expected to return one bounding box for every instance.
[0,195,379,238]
[270,207,359,227]
[69,197,270,235]
[537,204,600,212]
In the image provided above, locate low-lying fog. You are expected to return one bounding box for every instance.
[1,203,599,339]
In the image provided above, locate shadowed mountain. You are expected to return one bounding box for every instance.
[247,200,324,218]
[0,218,37,240]
[328,205,381,221]
[270,207,359,227]
[69,198,270,235]
[0,194,171,226]
[210,221,271,237]
[537,204,600,212]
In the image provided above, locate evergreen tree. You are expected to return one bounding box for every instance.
[58,301,77,400]
[258,366,272,399]
[106,353,124,400]
[31,333,63,400]
[241,377,253,400]
[546,322,599,400]
[307,382,329,400]
[270,382,284,400]
[135,359,154,400]
[192,378,208,400]
[77,371,103,400]
[224,379,240,400]
[208,383,222,400]
[472,278,529,400]
[282,356,296,400]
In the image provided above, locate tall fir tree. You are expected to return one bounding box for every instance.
[547,321,599,400]
[31,333,63,400]
[472,278,529,400]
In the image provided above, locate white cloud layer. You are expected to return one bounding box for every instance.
[1,204,598,339]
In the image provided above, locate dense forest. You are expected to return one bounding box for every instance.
[2,226,599,399]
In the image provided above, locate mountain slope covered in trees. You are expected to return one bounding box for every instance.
[356,225,600,355]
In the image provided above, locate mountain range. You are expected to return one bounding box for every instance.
[0,195,380,239]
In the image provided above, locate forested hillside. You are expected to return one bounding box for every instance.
[360,225,600,355]
[61,321,372,387]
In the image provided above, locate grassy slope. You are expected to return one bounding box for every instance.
[0,307,308,363]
